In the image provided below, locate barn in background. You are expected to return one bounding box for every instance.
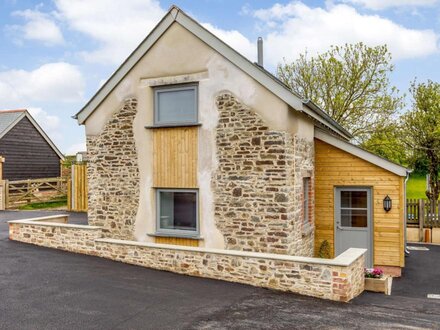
[0,109,64,180]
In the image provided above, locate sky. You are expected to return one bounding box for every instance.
[0,0,439,155]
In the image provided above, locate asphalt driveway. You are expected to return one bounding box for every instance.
[1,210,440,329]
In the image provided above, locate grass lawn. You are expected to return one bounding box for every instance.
[18,200,67,210]
[406,173,427,200]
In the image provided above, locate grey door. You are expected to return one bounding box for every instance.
[335,187,373,267]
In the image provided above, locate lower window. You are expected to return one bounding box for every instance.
[156,189,198,235]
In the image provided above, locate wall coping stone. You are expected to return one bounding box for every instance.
[8,214,69,222]
[8,216,101,230]
[96,238,366,267]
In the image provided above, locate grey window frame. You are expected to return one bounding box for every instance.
[153,84,198,126]
[303,177,310,227]
[156,188,199,237]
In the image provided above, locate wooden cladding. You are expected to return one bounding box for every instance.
[153,126,198,188]
[314,139,404,267]
[154,236,199,247]
[0,117,61,181]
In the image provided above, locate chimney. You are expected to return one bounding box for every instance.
[257,37,263,67]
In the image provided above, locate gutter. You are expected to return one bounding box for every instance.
[303,100,352,140]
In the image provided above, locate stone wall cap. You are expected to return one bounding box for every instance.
[7,214,69,223]
[8,216,101,230]
[96,238,366,267]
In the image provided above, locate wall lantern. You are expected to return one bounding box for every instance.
[383,195,392,212]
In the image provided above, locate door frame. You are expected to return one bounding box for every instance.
[334,186,373,267]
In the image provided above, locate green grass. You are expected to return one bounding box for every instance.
[18,199,67,210]
[406,173,427,200]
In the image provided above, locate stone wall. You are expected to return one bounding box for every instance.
[96,239,364,302]
[8,217,365,302]
[213,93,314,256]
[9,221,102,256]
[291,137,315,257]
[86,98,140,239]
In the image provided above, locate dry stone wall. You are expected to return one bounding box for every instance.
[86,98,140,239]
[213,93,314,256]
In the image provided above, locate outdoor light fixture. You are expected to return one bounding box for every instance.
[383,195,392,212]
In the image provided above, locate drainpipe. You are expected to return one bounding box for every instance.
[404,170,412,256]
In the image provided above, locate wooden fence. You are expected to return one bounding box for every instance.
[67,163,88,212]
[4,177,67,208]
[406,199,440,228]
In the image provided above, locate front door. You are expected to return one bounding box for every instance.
[335,187,373,267]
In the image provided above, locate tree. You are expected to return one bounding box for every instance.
[277,43,403,142]
[360,123,407,165]
[402,80,440,202]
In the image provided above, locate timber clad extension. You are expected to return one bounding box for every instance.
[315,139,405,269]
[0,110,64,180]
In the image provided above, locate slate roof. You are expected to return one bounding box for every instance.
[0,110,26,137]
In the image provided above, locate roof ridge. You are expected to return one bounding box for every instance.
[0,109,27,113]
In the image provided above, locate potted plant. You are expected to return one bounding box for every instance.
[364,268,392,295]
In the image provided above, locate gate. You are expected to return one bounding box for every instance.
[68,164,88,212]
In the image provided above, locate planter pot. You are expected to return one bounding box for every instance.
[365,276,392,295]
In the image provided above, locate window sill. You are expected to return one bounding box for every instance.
[145,123,202,129]
[147,232,204,240]
[302,224,314,237]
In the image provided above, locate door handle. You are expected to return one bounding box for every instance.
[336,224,343,230]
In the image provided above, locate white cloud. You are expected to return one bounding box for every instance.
[339,0,438,10]
[9,9,64,45]
[202,23,256,61]
[53,0,257,65]
[0,62,85,106]
[66,142,86,155]
[27,107,62,143]
[252,2,439,67]
[54,0,165,64]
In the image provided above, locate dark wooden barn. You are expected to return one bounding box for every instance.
[0,109,64,181]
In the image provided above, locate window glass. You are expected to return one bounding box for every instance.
[155,86,197,125]
[340,190,368,228]
[158,190,197,232]
[303,178,310,225]
[341,209,368,227]
[341,191,367,208]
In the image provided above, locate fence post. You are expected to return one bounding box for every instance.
[4,180,9,209]
[0,181,4,210]
[419,199,425,242]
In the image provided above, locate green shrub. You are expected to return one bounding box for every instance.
[318,240,331,259]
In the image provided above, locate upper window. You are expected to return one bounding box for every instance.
[156,189,198,236]
[154,84,198,126]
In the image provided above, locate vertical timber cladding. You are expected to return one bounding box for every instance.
[152,126,199,246]
[152,126,198,188]
[314,139,404,267]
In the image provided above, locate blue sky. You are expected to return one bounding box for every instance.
[1,0,439,154]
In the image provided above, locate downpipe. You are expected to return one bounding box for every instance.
[404,170,411,256]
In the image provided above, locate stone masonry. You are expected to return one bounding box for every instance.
[213,93,314,256]
[86,98,140,239]
[8,219,365,302]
